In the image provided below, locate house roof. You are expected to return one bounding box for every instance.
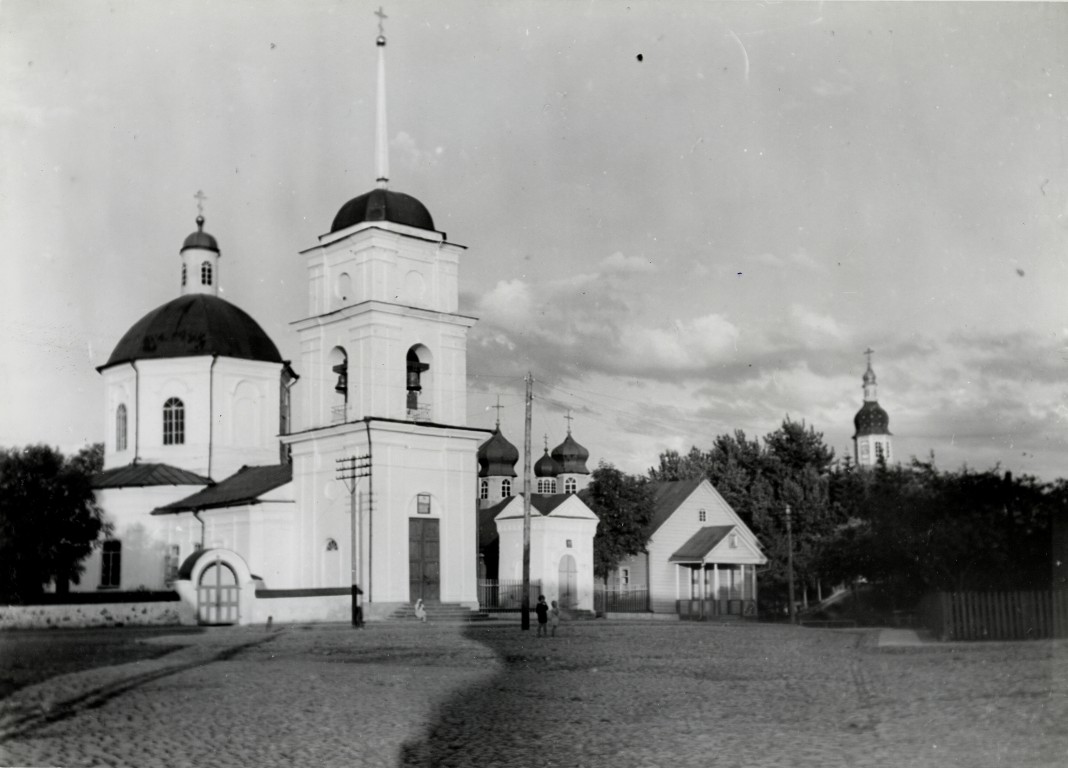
[93,463,211,489]
[645,478,705,537]
[151,464,292,514]
[482,493,574,520]
[668,526,735,562]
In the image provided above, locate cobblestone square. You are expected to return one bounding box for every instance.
[1,621,1065,767]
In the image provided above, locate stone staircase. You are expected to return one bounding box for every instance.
[385,602,493,623]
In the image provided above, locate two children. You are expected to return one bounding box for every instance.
[535,595,561,637]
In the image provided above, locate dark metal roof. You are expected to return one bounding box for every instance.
[152,464,292,514]
[101,293,283,370]
[330,188,435,234]
[534,449,562,478]
[668,526,735,562]
[853,401,891,437]
[92,463,211,489]
[551,433,590,475]
[642,478,705,537]
[480,493,572,519]
[181,216,219,253]
[477,428,519,478]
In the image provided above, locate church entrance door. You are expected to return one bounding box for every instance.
[197,556,240,625]
[559,554,577,609]
[409,518,440,603]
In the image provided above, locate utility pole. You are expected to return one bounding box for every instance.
[337,454,371,627]
[785,503,796,625]
[521,372,533,631]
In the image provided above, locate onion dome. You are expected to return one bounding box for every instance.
[330,188,435,234]
[551,433,590,475]
[534,449,563,478]
[478,428,519,478]
[100,294,282,371]
[853,402,890,438]
[181,215,219,253]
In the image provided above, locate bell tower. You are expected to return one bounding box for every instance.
[852,348,893,467]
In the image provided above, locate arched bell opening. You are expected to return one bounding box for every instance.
[405,344,432,421]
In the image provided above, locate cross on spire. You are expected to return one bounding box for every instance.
[864,347,875,369]
[491,395,503,428]
[564,409,574,435]
[375,6,387,36]
[193,189,208,217]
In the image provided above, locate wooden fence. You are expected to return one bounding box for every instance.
[477,579,542,612]
[921,590,1068,641]
[594,586,649,614]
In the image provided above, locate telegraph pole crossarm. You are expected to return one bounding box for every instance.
[337,455,372,627]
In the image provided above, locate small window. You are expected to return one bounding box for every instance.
[729,532,738,549]
[116,404,127,452]
[875,443,885,460]
[501,478,511,498]
[698,509,706,522]
[566,539,573,548]
[163,397,185,445]
[326,538,338,551]
[564,478,576,494]
[181,263,187,287]
[479,480,488,500]
[201,261,213,286]
[100,540,122,588]
[417,493,431,515]
[620,568,630,587]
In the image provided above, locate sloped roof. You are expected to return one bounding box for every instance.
[645,477,705,537]
[668,526,734,562]
[93,463,211,489]
[152,464,292,514]
[482,493,576,520]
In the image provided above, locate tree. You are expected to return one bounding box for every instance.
[580,462,656,586]
[0,444,108,602]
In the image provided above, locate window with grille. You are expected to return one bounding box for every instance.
[698,509,706,522]
[100,540,122,588]
[501,479,511,497]
[201,261,213,286]
[181,263,187,287]
[116,404,127,451]
[564,478,576,494]
[163,397,185,445]
[479,480,488,500]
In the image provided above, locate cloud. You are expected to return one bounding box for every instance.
[598,251,655,273]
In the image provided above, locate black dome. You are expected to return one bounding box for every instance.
[181,216,219,253]
[478,428,519,478]
[853,401,890,437]
[551,433,590,475]
[101,294,282,370]
[534,449,562,478]
[331,188,435,233]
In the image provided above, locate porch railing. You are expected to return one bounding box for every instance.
[677,598,758,621]
[477,579,542,612]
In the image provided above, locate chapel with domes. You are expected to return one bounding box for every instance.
[852,348,893,467]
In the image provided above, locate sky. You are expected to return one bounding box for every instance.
[2,1,1067,482]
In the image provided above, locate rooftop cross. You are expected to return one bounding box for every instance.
[564,409,573,435]
[193,189,208,217]
[375,6,387,37]
[864,347,875,368]
[491,395,503,428]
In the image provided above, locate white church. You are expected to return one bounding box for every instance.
[78,24,600,624]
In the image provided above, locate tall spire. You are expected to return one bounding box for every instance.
[862,347,878,403]
[374,6,389,188]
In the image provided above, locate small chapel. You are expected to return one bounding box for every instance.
[852,349,893,467]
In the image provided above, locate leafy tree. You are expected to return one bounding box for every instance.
[0,444,109,602]
[580,462,655,586]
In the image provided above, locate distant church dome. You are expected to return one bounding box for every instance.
[478,428,519,478]
[534,449,562,478]
[551,433,590,475]
[181,215,219,253]
[101,294,282,371]
[330,188,435,234]
[853,401,890,437]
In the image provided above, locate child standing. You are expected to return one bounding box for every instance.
[550,600,560,637]
[535,594,549,637]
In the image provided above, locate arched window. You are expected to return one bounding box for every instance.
[479,480,488,500]
[163,397,185,445]
[326,538,339,552]
[875,443,885,461]
[564,478,577,494]
[116,404,127,452]
[181,263,187,287]
[201,261,213,286]
[406,345,431,418]
[501,478,512,498]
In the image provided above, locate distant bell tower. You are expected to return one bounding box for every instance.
[852,348,892,467]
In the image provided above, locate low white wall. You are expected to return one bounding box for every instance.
[250,593,353,625]
[0,600,196,630]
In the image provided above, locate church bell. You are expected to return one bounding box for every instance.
[332,361,348,395]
